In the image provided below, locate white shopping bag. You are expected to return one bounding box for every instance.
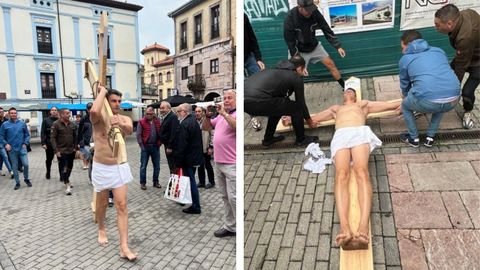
[164,168,192,204]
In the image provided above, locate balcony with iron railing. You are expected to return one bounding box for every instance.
[187,74,206,92]
[141,84,158,96]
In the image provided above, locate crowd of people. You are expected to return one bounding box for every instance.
[0,86,237,260]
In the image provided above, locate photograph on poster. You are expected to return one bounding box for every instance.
[362,0,393,25]
[329,4,358,29]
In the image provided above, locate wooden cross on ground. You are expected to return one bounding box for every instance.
[84,12,127,222]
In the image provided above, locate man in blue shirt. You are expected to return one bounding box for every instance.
[399,30,461,147]
[0,107,31,190]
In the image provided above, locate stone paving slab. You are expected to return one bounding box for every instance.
[0,137,235,270]
[387,149,480,270]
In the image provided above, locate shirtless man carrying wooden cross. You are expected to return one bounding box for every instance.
[90,84,137,261]
[311,88,400,249]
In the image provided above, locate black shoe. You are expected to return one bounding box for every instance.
[153,183,162,188]
[295,135,318,146]
[140,184,146,190]
[400,133,419,147]
[262,135,285,147]
[46,172,50,180]
[205,183,214,189]
[197,183,206,188]
[18,168,23,173]
[213,228,236,238]
[14,184,20,190]
[25,179,32,187]
[182,207,201,214]
[424,136,434,147]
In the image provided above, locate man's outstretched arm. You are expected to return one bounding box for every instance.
[311,105,338,124]
[366,100,401,114]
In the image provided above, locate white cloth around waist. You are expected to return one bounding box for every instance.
[330,126,382,160]
[91,161,133,192]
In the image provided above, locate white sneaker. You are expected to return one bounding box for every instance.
[250,117,262,131]
[66,187,72,195]
[0,171,5,176]
[463,112,474,129]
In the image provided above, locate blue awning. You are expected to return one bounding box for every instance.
[47,102,133,110]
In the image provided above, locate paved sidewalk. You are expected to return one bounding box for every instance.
[244,141,480,270]
[0,137,235,270]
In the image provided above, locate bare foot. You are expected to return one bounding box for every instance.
[98,229,108,246]
[342,237,368,250]
[120,249,138,262]
[335,230,352,247]
[355,232,369,246]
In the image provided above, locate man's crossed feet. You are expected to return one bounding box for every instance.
[336,228,369,250]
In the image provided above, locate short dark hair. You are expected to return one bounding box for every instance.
[435,4,460,23]
[86,102,93,110]
[58,108,69,114]
[289,54,306,68]
[8,107,16,112]
[106,89,123,99]
[401,30,422,44]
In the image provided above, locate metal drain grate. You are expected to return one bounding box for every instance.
[245,130,480,151]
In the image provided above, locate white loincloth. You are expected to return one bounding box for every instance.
[330,126,382,160]
[91,161,133,192]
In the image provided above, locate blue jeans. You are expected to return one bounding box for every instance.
[402,93,457,138]
[0,148,12,172]
[185,167,201,211]
[244,53,261,77]
[9,148,29,184]
[139,145,160,185]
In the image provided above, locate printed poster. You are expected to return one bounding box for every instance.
[288,0,395,34]
[400,0,480,30]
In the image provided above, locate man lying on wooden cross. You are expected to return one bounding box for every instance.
[287,87,401,249]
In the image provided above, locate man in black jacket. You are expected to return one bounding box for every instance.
[77,102,93,170]
[245,55,318,147]
[284,0,346,87]
[172,103,204,214]
[159,101,179,173]
[41,106,59,179]
[244,13,265,132]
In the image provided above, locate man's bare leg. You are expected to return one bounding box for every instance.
[351,143,372,246]
[112,184,137,260]
[96,190,109,246]
[321,57,341,81]
[334,149,353,247]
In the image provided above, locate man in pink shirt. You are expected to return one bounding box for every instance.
[205,89,236,238]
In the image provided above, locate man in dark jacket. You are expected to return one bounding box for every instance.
[159,101,179,173]
[284,0,346,87]
[41,106,59,179]
[172,103,204,214]
[245,55,318,147]
[77,102,93,170]
[434,4,480,129]
[51,108,77,195]
[136,106,162,190]
[244,13,264,132]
